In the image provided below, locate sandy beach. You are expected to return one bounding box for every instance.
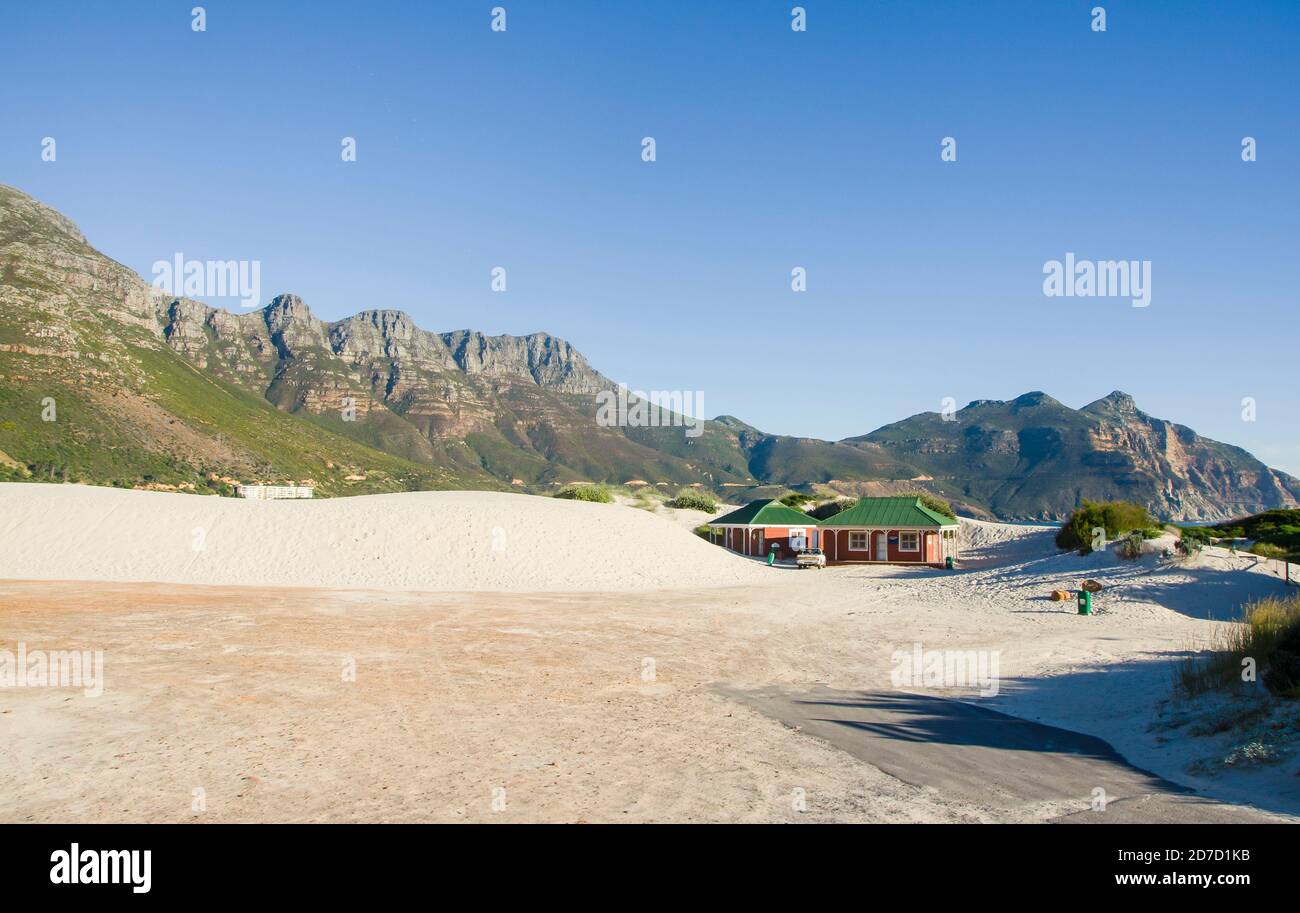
[1,484,1296,822]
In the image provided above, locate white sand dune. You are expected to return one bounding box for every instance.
[0,483,773,592]
[957,517,1058,567]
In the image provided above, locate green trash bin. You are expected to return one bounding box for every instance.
[945,556,954,570]
[767,548,776,567]
[1077,590,1092,615]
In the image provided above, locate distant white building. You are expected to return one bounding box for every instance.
[236,483,315,500]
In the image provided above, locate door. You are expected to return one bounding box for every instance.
[875,531,888,561]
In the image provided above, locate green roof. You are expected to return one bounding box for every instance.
[818,496,959,528]
[710,499,814,527]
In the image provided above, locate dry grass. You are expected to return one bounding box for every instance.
[1176,593,1300,697]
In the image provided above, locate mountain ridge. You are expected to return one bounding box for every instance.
[3,183,1297,520]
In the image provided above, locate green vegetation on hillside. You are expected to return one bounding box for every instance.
[1056,501,1157,553]
[0,342,474,496]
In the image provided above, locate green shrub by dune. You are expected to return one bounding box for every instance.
[667,490,716,512]
[555,484,612,503]
[1056,501,1156,553]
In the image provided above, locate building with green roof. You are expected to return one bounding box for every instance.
[819,496,959,566]
[708,498,816,559]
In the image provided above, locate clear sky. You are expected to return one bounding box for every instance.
[4,1,1297,472]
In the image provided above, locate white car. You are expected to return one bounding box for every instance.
[796,548,826,569]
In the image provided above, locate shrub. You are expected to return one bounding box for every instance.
[667,490,716,512]
[1178,526,1215,550]
[807,499,852,520]
[1056,500,1156,553]
[779,492,814,507]
[900,490,957,520]
[555,484,611,503]
[1119,530,1146,560]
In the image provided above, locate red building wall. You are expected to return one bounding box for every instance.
[824,529,940,565]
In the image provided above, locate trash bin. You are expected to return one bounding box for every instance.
[767,548,776,567]
[1077,590,1092,615]
[945,556,954,570]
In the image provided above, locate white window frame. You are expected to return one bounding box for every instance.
[899,531,920,552]
[848,531,868,551]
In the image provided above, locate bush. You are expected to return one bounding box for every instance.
[555,484,611,503]
[807,499,852,520]
[667,490,716,512]
[1056,500,1156,553]
[779,492,814,507]
[900,490,957,520]
[1178,526,1215,550]
[1119,530,1146,560]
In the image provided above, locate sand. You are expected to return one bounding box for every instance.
[0,484,769,592]
[1,484,1297,822]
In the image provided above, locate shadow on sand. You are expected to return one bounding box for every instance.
[717,652,1296,821]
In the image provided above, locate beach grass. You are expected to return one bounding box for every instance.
[1176,593,1300,697]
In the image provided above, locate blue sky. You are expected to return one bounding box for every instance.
[4,1,1298,472]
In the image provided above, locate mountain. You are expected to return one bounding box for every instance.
[852,391,1300,520]
[2,184,1297,520]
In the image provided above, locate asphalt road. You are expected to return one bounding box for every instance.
[718,685,1282,823]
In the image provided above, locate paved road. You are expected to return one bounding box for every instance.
[718,685,1283,823]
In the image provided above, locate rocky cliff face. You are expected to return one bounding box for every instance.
[156,290,615,447]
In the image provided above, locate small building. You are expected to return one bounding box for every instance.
[708,499,817,560]
[236,483,315,500]
[819,496,959,566]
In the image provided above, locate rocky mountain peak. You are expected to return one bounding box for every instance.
[262,294,329,355]
[1010,391,1063,410]
[1083,390,1139,416]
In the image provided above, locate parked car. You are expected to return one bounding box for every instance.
[796,547,826,569]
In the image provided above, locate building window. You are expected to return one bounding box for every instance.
[848,531,868,551]
[899,531,920,552]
